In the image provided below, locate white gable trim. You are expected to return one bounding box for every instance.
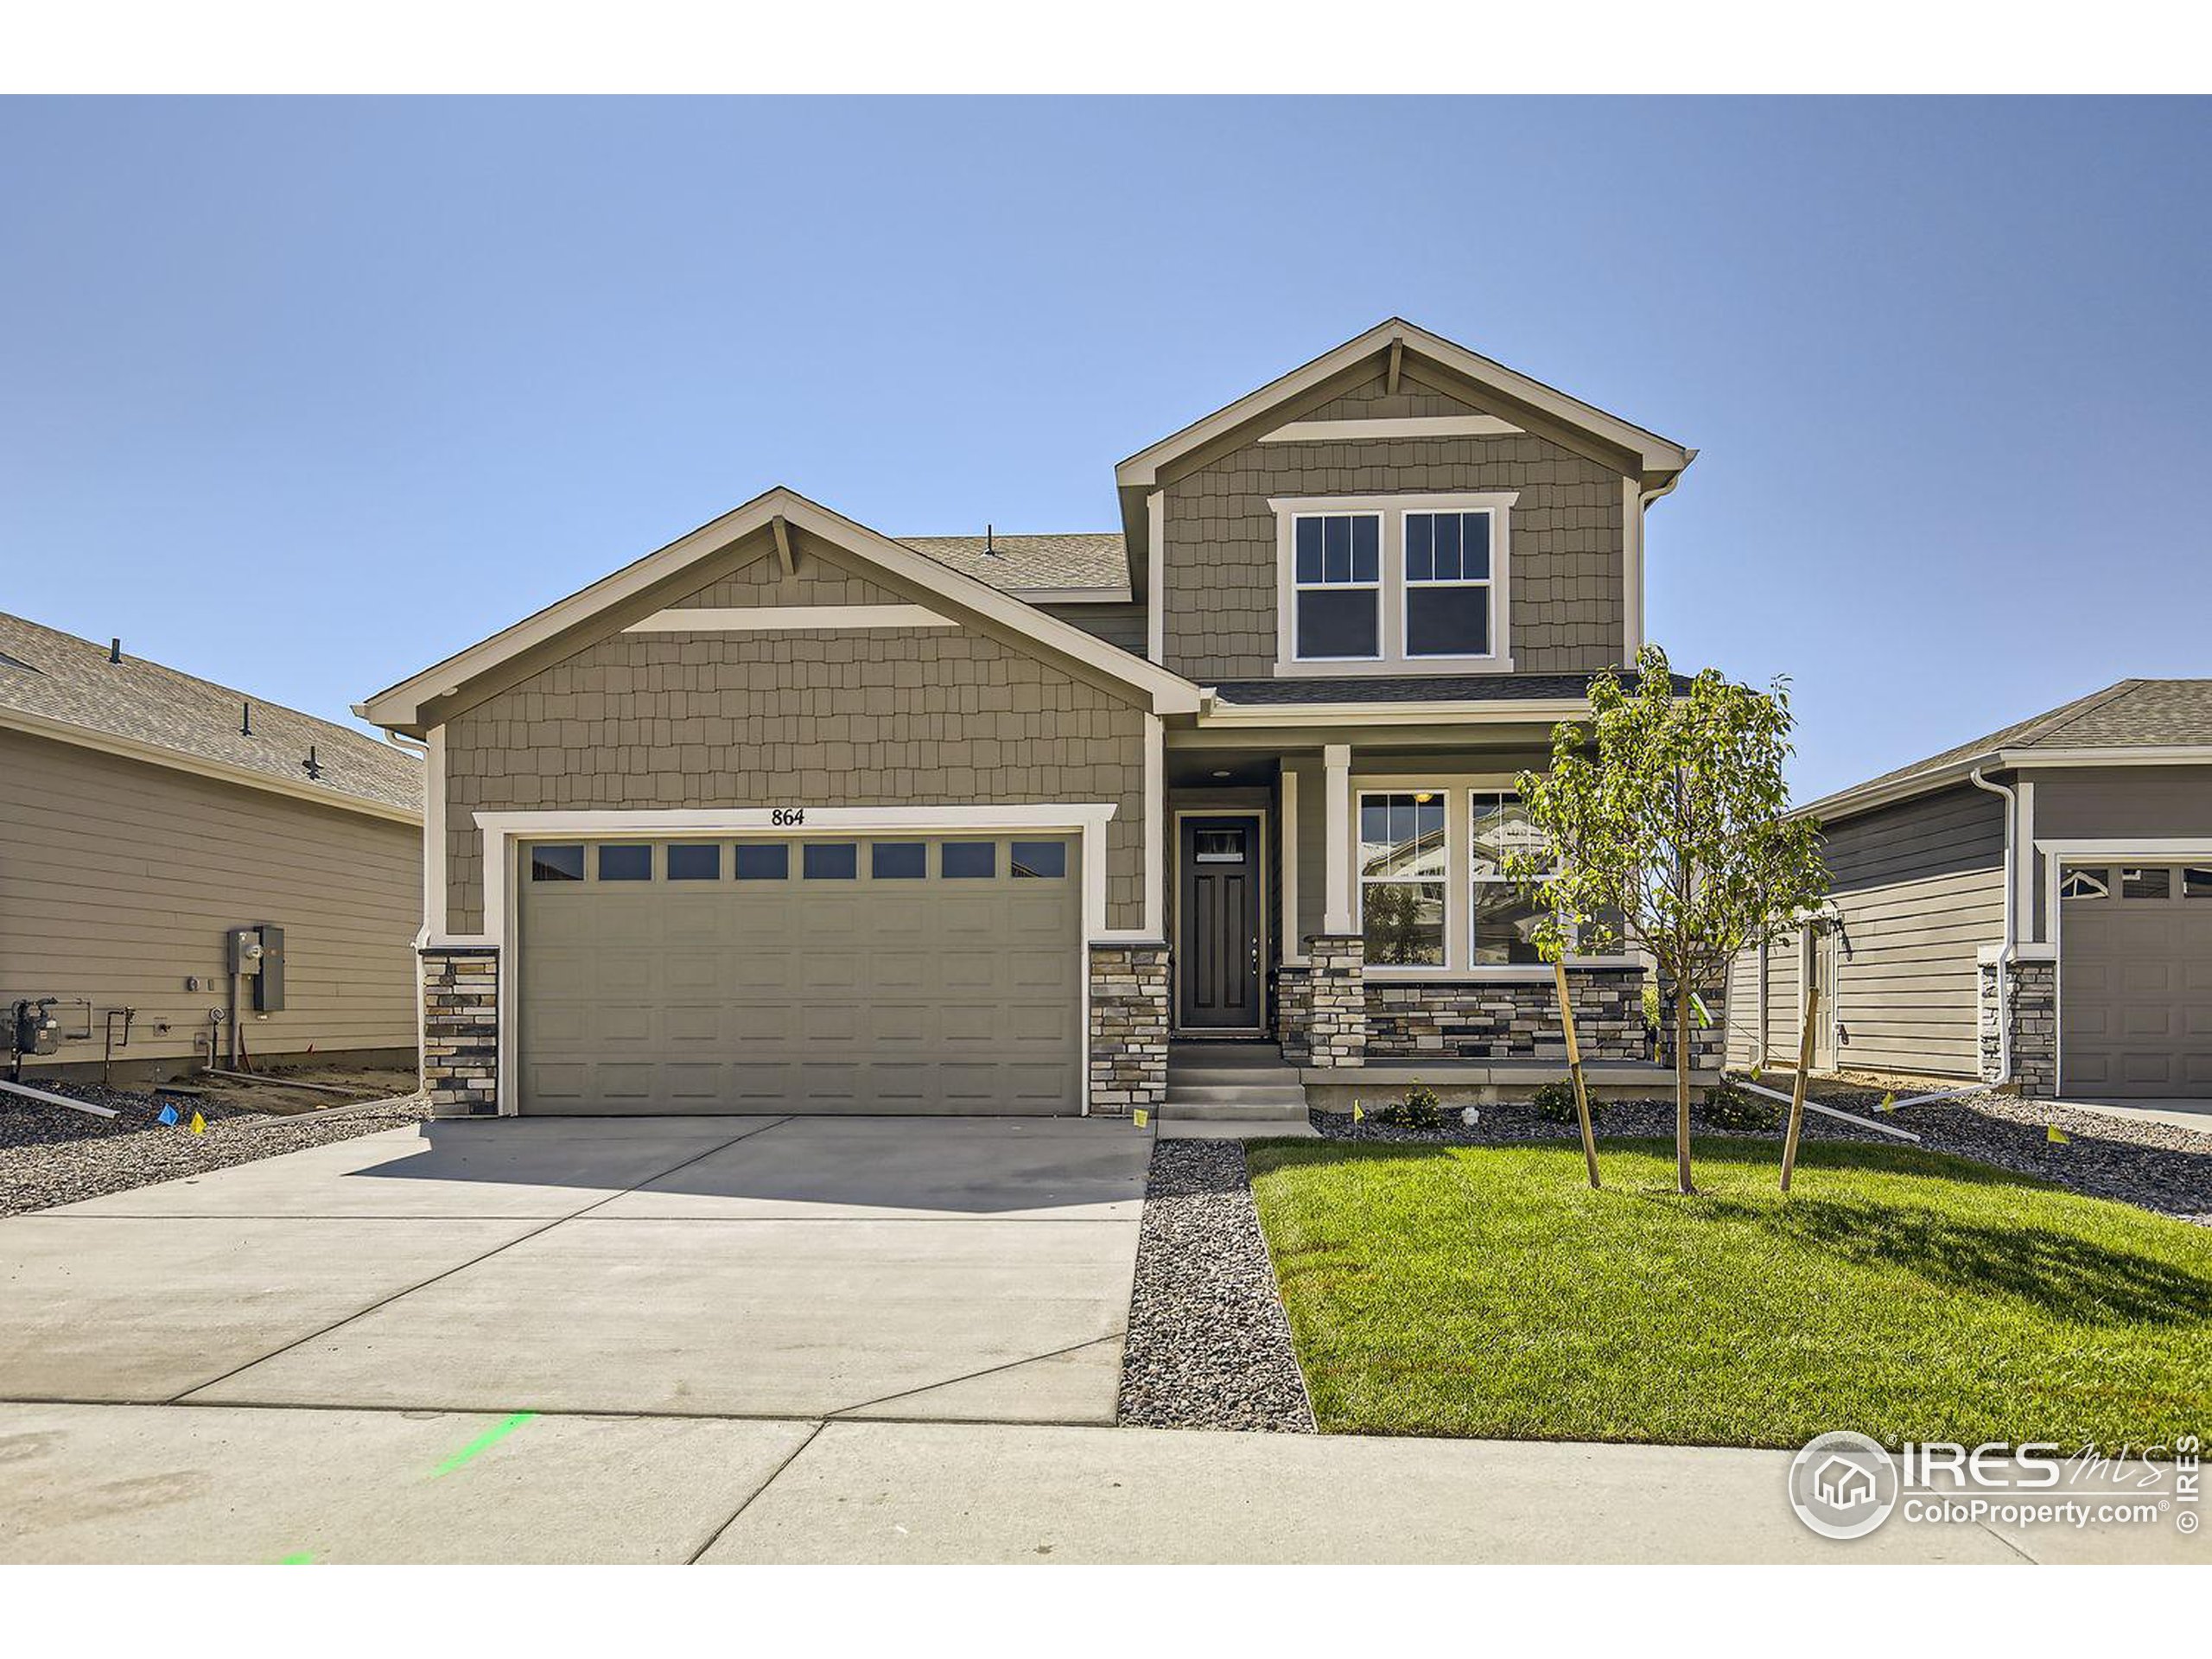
[1116,318,1693,490]
[1258,414,1522,443]
[360,487,1203,732]
[623,605,955,633]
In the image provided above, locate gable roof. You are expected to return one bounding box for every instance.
[359,487,1202,735]
[1804,679,2212,822]
[1116,317,1695,491]
[898,531,1128,597]
[1111,317,1694,594]
[0,610,422,822]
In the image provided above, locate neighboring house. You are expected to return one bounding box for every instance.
[0,612,423,1084]
[1726,681,2212,1100]
[360,318,1716,1118]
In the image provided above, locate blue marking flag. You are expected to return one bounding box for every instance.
[156,1103,180,1127]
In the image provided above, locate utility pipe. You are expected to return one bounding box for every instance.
[1967,766,2017,1086]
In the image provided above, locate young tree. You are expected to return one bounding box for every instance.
[1505,645,1828,1195]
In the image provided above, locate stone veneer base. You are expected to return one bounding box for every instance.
[1981,956,2056,1098]
[1089,941,1169,1116]
[421,945,499,1116]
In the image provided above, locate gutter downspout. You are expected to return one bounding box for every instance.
[1967,765,2015,1085]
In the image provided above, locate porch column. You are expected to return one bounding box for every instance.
[1322,742,1353,934]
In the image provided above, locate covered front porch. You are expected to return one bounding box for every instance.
[1159,703,1724,1093]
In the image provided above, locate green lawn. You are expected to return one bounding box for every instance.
[1247,1137,2212,1449]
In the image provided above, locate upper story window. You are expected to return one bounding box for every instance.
[1405,511,1494,658]
[1273,493,1516,677]
[1291,512,1382,660]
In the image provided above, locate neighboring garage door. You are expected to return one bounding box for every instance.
[518,834,1083,1114]
[2057,862,2212,1098]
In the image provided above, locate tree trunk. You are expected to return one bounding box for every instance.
[1674,988,1695,1195]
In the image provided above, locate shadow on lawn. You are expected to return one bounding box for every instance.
[1700,1195,2212,1326]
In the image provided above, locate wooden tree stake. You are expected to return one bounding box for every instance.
[1554,960,1602,1190]
[1779,982,1823,1193]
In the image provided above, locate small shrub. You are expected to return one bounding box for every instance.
[1704,1079,1779,1132]
[1381,1080,1445,1130]
[1529,1078,1583,1124]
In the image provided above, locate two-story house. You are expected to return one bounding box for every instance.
[359,319,1707,1120]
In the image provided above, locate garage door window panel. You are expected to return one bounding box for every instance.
[2121,867,2172,900]
[804,842,858,880]
[666,843,721,881]
[943,842,997,879]
[598,844,653,881]
[1012,840,1067,878]
[872,841,927,880]
[531,844,585,882]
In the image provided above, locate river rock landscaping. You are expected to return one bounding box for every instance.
[1117,1140,1315,1433]
[1,1077,430,1217]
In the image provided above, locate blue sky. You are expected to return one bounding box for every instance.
[2,96,2204,800]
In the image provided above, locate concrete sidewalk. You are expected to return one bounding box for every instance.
[3,1402,2201,1564]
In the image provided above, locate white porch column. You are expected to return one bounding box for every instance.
[1323,742,1353,935]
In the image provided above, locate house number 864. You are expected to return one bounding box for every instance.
[771,808,807,826]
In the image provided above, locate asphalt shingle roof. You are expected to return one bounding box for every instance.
[1834,679,2212,804]
[897,532,1128,594]
[0,611,423,817]
[1210,671,1691,705]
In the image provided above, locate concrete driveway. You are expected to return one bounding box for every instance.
[0,1115,1148,1423]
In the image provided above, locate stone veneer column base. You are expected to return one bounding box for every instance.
[1303,934,1365,1068]
[1088,942,1168,1116]
[421,945,499,1116]
[1981,956,2056,1097]
[1275,962,1313,1064]
[1366,967,1646,1062]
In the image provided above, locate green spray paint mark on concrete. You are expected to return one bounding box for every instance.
[278,1551,315,1565]
[432,1411,538,1477]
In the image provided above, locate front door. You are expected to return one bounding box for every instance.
[1178,815,1262,1032]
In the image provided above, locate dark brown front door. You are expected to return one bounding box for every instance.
[1178,815,1262,1031]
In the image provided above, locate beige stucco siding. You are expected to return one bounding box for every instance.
[1159,370,1629,683]
[441,550,1151,934]
[0,727,421,1065]
[1822,784,2006,1077]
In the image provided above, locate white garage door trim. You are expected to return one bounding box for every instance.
[2038,836,2212,1096]
[461,804,1129,1116]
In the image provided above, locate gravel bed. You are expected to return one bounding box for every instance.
[1311,1084,2212,1225]
[1118,1140,1315,1433]
[0,1078,431,1217]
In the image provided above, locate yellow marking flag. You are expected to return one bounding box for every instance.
[2046,1124,2069,1145]
[188,1111,207,1135]
[1133,1109,1148,1128]
[1352,1101,1364,1122]
[1878,1092,1897,1113]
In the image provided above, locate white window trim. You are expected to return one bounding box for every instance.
[1347,772,1637,980]
[1468,787,1558,970]
[1356,785,1454,976]
[1402,509,1499,662]
[1285,508,1384,664]
[1272,492,1517,678]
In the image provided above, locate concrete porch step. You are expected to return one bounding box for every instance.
[1160,1097,1313,1122]
[1166,1042,1288,1071]
[1158,1115,1320,1141]
[1162,1081,1308,1106]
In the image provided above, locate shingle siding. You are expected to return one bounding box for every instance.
[441,549,1150,933]
[1158,370,1629,683]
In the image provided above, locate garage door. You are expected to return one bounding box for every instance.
[2057,862,2212,1098]
[518,834,1084,1114]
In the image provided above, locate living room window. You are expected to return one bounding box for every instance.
[1469,791,1549,964]
[1357,790,1447,967]
[1290,512,1382,660]
[1274,493,1516,675]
